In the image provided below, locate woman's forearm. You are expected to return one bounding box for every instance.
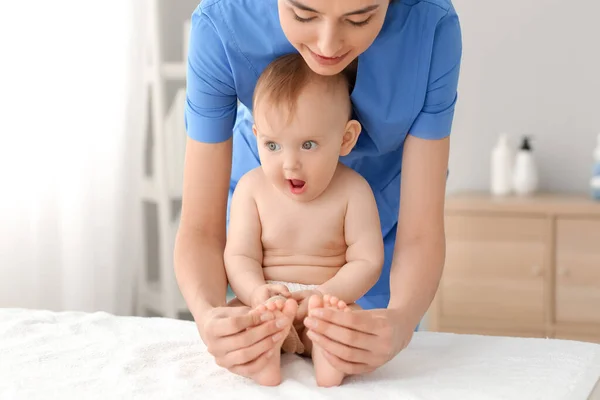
[174,137,233,323]
[174,227,228,321]
[387,233,446,328]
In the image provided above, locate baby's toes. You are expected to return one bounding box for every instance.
[265,301,278,312]
[274,298,286,310]
[281,298,298,320]
[336,299,347,310]
[255,304,268,312]
[308,293,324,312]
[327,295,340,308]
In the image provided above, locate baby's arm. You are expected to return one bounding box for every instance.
[223,172,266,306]
[317,176,385,305]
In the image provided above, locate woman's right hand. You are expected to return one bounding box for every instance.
[199,305,287,378]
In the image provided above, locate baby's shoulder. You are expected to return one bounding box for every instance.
[332,164,374,198]
[233,167,266,196]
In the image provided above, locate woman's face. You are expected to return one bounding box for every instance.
[278,0,390,76]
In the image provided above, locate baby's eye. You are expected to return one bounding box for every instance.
[266,141,280,151]
[302,141,317,150]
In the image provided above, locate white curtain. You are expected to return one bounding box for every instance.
[0,1,146,315]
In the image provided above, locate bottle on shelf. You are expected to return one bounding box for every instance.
[490,133,514,196]
[591,133,600,201]
[512,135,539,196]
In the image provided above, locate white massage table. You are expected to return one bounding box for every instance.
[1,308,599,399]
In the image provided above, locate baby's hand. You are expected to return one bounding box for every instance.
[250,284,291,308]
[290,290,324,327]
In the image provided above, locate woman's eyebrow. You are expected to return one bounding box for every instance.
[343,4,380,16]
[287,0,319,13]
[286,0,380,16]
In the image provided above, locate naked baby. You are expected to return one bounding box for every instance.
[224,53,384,387]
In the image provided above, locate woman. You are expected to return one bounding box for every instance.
[174,0,462,379]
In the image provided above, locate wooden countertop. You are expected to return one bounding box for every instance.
[445,191,600,217]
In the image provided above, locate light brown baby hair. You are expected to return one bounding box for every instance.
[252,53,352,124]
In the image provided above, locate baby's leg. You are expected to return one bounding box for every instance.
[250,296,297,386]
[306,294,354,387]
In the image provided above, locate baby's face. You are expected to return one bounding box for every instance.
[253,82,355,202]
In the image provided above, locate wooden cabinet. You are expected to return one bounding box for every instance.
[429,193,600,343]
[555,219,600,326]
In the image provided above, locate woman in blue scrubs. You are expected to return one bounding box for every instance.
[175,0,461,378]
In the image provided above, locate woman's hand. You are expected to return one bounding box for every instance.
[303,303,414,375]
[199,305,287,378]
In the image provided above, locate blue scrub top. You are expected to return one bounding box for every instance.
[185,0,462,309]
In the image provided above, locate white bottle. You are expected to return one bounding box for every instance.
[591,133,600,201]
[512,136,539,196]
[491,133,513,196]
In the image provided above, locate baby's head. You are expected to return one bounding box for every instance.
[252,53,361,202]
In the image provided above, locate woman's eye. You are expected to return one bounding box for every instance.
[266,142,280,151]
[348,17,372,27]
[293,12,315,23]
[302,141,317,150]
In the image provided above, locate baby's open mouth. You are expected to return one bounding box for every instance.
[287,179,307,194]
[289,179,305,188]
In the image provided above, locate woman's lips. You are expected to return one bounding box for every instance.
[308,48,350,66]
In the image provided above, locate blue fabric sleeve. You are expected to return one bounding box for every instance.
[184,7,237,143]
[408,9,462,140]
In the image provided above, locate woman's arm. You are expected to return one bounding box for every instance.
[174,137,232,324]
[174,5,286,379]
[387,134,449,327]
[174,138,286,379]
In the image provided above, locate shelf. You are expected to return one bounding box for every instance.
[141,177,182,201]
[143,282,236,315]
[143,281,189,315]
[161,62,186,80]
[141,177,157,201]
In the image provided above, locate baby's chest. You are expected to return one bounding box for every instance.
[257,201,346,252]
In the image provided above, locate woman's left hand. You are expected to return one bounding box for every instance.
[303,305,415,375]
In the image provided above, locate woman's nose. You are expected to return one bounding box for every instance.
[317,22,343,57]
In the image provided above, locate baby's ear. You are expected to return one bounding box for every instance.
[340,120,361,156]
[252,124,258,137]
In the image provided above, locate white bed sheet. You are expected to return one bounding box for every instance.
[0,308,599,400]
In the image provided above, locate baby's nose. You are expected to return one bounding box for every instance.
[283,155,301,171]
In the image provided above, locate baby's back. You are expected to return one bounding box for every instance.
[251,165,357,285]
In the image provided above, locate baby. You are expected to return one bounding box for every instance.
[224,53,384,387]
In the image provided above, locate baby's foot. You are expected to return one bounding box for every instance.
[251,297,297,386]
[308,294,349,387]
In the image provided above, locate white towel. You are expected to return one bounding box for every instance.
[0,308,598,399]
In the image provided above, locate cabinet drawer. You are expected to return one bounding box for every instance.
[441,215,547,325]
[555,218,600,325]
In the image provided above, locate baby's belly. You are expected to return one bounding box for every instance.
[262,251,345,285]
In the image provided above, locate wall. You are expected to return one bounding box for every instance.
[448,0,600,194]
